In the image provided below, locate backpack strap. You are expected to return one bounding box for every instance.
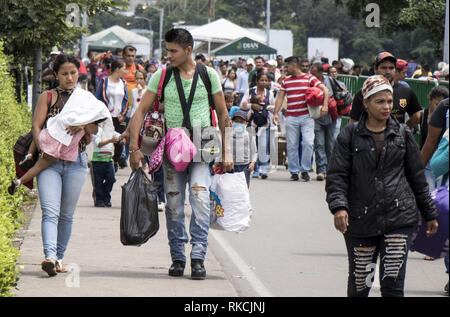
[197,63,215,110]
[159,65,173,103]
[264,88,270,106]
[154,66,167,112]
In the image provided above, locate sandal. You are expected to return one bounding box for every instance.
[424,256,435,261]
[41,259,57,277]
[55,260,69,273]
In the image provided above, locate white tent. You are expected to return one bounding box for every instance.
[190,18,267,44]
[87,25,151,59]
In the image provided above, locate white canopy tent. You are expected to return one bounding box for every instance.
[87,25,151,59]
[190,18,267,56]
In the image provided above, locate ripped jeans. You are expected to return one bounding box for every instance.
[344,227,414,297]
[162,157,212,263]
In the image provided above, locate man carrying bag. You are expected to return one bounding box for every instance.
[128,28,233,280]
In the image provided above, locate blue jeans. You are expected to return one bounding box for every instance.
[92,161,116,205]
[254,127,270,176]
[37,152,88,261]
[286,115,315,174]
[424,162,437,192]
[163,158,212,262]
[153,166,166,203]
[314,120,337,174]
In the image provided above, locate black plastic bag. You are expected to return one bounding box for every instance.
[120,168,159,246]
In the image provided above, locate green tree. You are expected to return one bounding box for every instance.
[0,0,125,110]
[333,0,446,57]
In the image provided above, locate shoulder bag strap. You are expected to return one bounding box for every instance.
[173,64,199,131]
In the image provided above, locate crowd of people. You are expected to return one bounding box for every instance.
[13,26,448,296]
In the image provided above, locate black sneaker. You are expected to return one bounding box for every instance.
[105,202,112,208]
[290,173,299,181]
[301,172,310,182]
[191,259,206,280]
[95,202,106,207]
[168,260,185,277]
[261,174,268,179]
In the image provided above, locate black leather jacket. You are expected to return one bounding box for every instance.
[326,111,438,237]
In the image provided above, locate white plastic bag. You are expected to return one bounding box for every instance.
[209,172,252,232]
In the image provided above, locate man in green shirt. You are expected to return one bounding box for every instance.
[129,28,233,280]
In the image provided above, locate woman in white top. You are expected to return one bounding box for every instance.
[240,70,275,179]
[130,69,147,119]
[222,68,237,94]
[95,59,129,169]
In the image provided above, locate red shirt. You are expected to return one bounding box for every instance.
[281,74,322,117]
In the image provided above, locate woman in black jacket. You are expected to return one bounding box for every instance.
[326,75,439,297]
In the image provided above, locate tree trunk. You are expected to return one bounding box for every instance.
[32,47,42,114]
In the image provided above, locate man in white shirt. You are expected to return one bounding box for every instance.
[236,58,254,103]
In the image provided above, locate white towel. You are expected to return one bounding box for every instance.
[46,88,112,146]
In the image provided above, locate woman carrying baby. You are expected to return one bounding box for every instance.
[14,54,110,277]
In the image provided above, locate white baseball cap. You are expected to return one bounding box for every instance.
[267,59,277,67]
[246,58,254,65]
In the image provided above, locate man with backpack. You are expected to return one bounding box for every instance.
[128,28,233,281]
[310,63,336,181]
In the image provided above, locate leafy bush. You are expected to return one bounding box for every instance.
[0,42,33,297]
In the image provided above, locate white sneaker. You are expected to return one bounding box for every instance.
[158,202,165,212]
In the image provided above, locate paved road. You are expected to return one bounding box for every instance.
[14,165,237,297]
[208,167,448,297]
[13,158,448,297]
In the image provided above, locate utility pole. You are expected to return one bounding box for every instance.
[159,7,164,60]
[80,10,88,59]
[266,0,270,46]
[178,0,180,25]
[444,0,449,63]
[208,0,211,58]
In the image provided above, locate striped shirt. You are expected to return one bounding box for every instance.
[280,74,322,117]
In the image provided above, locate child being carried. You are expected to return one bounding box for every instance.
[9,88,112,195]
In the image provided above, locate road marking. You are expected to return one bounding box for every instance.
[210,230,273,297]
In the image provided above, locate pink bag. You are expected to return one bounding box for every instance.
[165,128,197,172]
[147,136,165,174]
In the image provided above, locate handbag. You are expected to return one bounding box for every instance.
[139,66,167,156]
[165,128,197,172]
[329,78,352,115]
[12,91,52,189]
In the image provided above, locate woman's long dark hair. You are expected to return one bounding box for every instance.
[111,59,125,73]
[52,54,80,74]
